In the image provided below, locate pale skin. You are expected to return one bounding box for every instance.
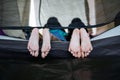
[27,28,93,58]
[27,28,39,57]
[80,28,93,57]
[41,28,51,58]
[27,28,51,58]
[68,28,81,58]
[68,28,93,58]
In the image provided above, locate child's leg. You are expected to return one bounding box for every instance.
[27,28,40,57]
[68,28,81,58]
[41,28,51,58]
[80,28,93,57]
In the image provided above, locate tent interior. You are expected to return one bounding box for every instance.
[0,1,120,80]
[0,0,120,39]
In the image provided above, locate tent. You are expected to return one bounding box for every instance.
[0,1,120,80]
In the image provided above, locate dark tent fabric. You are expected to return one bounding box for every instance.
[0,35,120,59]
[0,0,120,57]
[0,0,120,59]
[1,56,120,80]
[0,35,120,80]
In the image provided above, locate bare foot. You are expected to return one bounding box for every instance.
[80,28,93,57]
[41,28,51,58]
[68,29,81,58]
[27,28,39,57]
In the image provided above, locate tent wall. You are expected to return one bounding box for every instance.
[95,0,120,35]
[86,0,120,25]
[32,0,88,26]
[32,0,120,27]
[95,0,120,24]
[0,0,3,26]
[2,0,20,26]
[41,0,88,26]
[0,0,30,26]
[1,0,120,26]
[32,0,120,36]
[87,0,120,35]
[0,0,120,38]
[17,0,30,26]
[115,12,120,26]
[0,0,30,39]
[31,0,40,27]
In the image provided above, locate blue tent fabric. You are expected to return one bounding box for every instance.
[50,29,67,41]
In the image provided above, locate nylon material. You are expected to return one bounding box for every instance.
[0,1,2,26]
[1,58,120,80]
[33,0,41,26]
[21,0,30,26]
[95,0,120,24]
[1,0,25,39]
[0,0,120,26]
[2,0,20,26]
[0,35,120,58]
[17,0,26,23]
[40,0,87,26]
[95,0,106,24]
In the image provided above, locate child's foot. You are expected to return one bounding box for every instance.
[80,28,93,57]
[27,28,39,57]
[41,28,51,58]
[68,29,81,58]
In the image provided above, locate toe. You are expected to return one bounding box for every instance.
[78,52,81,58]
[34,50,39,57]
[81,52,85,58]
[41,52,45,58]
